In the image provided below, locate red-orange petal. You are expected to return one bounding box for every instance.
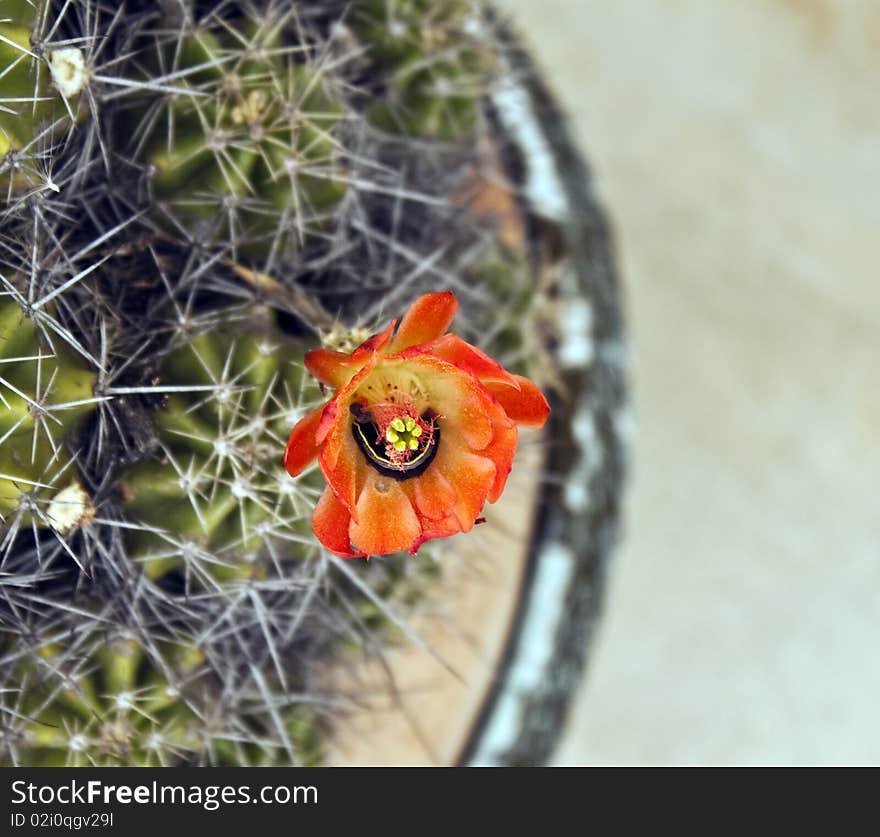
[439,406,517,506]
[486,375,550,428]
[448,384,494,451]
[314,400,339,446]
[305,348,355,388]
[350,471,422,556]
[349,319,396,364]
[318,358,380,469]
[409,513,462,554]
[420,334,520,389]
[283,406,325,477]
[318,429,366,522]
[434,445,496,532]
[389,292,458,352]
[413,465,457,521]
[313,487,363,558]
[482,421,519,503]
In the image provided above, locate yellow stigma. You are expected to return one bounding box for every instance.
[384,415,424,455]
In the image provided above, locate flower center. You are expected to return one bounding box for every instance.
[385,415,423,452]
[350,402,439,481]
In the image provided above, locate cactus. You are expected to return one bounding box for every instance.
[127,5,347,255]
[350,0,493,139]
[0,299,97,539]
[120,307,325,584]
[0,0,546,767]
[0,0,87,195]
[2,634,203,767]
[119,0,494,257]
[1,629,322,766]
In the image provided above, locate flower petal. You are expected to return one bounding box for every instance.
[485,375,550,428]
[481,421,518,503]
[349,319,396,364]
[420,333,520,389]
[315,400,339,446]
[305,349,356,388]
[433,444,496,531]
[318,357,381,469]
[448,386,495,451]
[313,487,363,558]
[349,471,422,556]
[283,406,324,477]
[413,464,457,521]
[389,292,458,352]
[409,513,462,554]
[442,393,519,504]
[318,429,367,522]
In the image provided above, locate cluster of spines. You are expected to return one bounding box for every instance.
[350,0,494,139]
[129,3,348,257]
[0,298,98,553]
[121,307,326,586]
[0,625,324,766]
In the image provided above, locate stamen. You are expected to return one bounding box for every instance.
[351,403,440,481]
[381,413,427,459]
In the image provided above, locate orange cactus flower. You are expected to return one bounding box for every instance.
[283,292,549,558]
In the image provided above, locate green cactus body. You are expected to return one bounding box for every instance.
[0,300,96,530]
[3,634,321,766]
[122,310,324,583]
[9,638,199,767]
[136,12,346,255]
[0,1,84,192]
[352,0,492,139]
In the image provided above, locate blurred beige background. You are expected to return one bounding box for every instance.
[495,0,879,764]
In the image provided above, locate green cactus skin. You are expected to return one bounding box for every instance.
[0,300,96,531]
[0,3,44,154]
[127,0,495,254]
[0,1,84,193]
[133,9,347,255]
[1,634,322,766]
[352,0,493,140]
[6,637,200,767]
[121,308,325,585]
